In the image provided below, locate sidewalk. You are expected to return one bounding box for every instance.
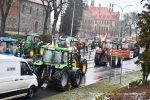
[45,71,142,100]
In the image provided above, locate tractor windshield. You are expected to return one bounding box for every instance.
[27,35,34,41]
[43,50,62,64]
[0,41,17,55]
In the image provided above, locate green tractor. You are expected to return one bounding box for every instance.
[57,36,87,75]
[33,46,82,91]
[18,34,44,58]
[91,35,102,49]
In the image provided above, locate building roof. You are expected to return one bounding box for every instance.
[83,5,120,21]
[28,0,47,5]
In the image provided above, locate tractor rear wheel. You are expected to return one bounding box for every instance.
[70,69,82,88]
[94,54,102,66]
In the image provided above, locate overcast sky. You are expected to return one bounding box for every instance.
[90,0,144,13]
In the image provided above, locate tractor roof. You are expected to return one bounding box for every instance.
[66,37,77,42]
[42,45,71,52]
[0,37,17,42]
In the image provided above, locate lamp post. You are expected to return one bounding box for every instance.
[70,0,75,37]
[112,4,132,42]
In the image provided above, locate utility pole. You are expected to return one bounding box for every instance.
[70,0,75,37]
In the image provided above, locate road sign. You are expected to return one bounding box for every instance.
[109,49,133,58]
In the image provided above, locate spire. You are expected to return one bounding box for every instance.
[91,0,94,6]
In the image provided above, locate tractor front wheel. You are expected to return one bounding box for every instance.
[70,69,82,88]
[80,59,87,75]
[54,69,69,91]
[71,56,79,69]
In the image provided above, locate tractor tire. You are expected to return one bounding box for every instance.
[29,49,34,57]
[70,69,82,88]
[117,57,121,68]
[80,59,87,75]
[94,54,99,65]
[71,55,79,69]
[53,69,69,91]
[94,53,102,66]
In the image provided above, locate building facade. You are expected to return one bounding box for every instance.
[0,0,49,34]
[79,1,120,39]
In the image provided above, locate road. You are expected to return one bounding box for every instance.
[17,51,141,100]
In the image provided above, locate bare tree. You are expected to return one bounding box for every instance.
[123,12,138,37]
[0,0,13,36]
[41,0,53,34]
[51,0,67,34]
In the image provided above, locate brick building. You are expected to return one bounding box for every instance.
[79,0,120,39]
[0,0,49,34]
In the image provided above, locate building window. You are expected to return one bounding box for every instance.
[43,10,45,16]
[22,5,25,13]
[35,21,38,33]
[30,7,32,14]
[37,8,39,16]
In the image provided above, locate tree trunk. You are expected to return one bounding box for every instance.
[1,16,7,37]
[43,12,49,34]
[129,25,132,36]
[52,16,59,34]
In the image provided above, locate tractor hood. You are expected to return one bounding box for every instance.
[34,60,67,69]
[53,64,67,69]
[34,60,43,66]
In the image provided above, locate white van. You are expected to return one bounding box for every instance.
[0,55,38,99]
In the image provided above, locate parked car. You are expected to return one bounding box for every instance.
[0,55,38,99]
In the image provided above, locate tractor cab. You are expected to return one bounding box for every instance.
[18,34,44,58]
[0,37,17,55]
[42,47,69,67]
[25,35,41,43]
[58,37,77,47]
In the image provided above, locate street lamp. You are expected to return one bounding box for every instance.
[112,4,132,42]
[70,0,75,37]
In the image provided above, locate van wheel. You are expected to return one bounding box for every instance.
[27,86,35,98]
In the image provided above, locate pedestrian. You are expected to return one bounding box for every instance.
[85,39,89,52]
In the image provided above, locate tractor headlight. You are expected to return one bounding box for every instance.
[96,47,99,50]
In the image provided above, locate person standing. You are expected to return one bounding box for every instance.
[85,39,89,52]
